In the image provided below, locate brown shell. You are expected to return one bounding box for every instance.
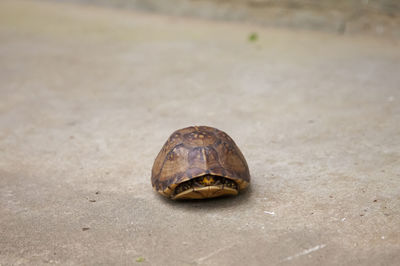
[151,126,250,197]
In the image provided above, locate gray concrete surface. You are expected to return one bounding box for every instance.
[1,0,400,265]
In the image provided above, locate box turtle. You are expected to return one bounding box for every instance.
[151,126,250,199]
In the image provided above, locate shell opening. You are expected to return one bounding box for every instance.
[173,175,238,199]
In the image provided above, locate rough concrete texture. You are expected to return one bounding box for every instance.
[1,0,400,265]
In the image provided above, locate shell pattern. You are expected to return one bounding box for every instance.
[151,126,250,197]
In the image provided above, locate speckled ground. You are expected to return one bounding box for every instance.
[0,1,399,265]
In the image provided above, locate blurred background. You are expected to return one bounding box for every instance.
[56,0,400,38]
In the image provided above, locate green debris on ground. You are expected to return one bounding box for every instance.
[136,257,145,262]
[248,32,258,42]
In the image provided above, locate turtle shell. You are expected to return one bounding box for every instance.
[151,126,250,198]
